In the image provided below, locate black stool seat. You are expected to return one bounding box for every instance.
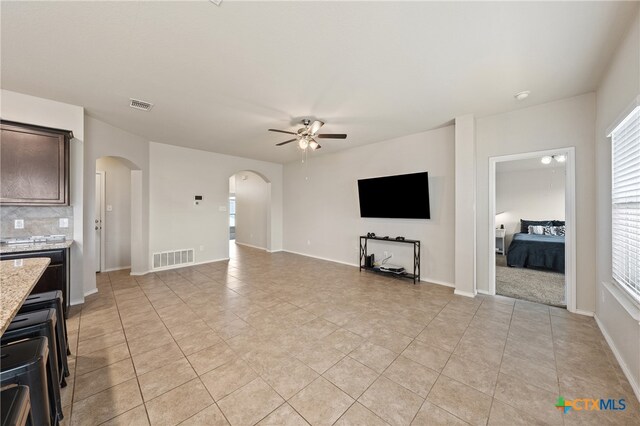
[1,338,50,426]
[2,310,63,423]
[19,290,70,375]
[1,385,31,426]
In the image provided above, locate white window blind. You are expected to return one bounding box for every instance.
[611,105,640,302]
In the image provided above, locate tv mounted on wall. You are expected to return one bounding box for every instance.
[357,172,430,219]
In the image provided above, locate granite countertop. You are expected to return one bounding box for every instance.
[0,239,73,254]
[0,257,50,335]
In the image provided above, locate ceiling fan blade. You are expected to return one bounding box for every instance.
[308,120,324,135]
[276,138,297,146]
[317,134,347,139]
[268,129,297,135]
[315,144,322,149]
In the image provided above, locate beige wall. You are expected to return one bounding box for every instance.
[454,115,477,295]
[476,93,596,313]
[594,8,640,399]
[149,142,283,263]
[283,125,455,286]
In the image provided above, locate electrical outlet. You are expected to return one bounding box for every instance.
[59,218,69,228]
[199,245,205,252]
[106,205,113,212]
[14,219,24,229]
[307,240,311,245]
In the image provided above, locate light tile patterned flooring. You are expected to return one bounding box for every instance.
[60,245,640,425]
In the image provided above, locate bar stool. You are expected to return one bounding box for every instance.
[19,290,70,375]
[0,338,51,426]
[1,310,63,423]
[1,385,31,426]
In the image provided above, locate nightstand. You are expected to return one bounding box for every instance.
[495,229,506,255]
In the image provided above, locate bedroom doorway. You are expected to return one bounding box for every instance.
[489,148,576,311]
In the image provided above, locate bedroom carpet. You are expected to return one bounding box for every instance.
[495,255,566,307]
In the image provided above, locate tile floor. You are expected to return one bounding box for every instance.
[60,245,639,425]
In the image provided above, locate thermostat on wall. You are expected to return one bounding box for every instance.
[194,195,203,206]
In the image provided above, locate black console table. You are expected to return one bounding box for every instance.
[359,236,420,284]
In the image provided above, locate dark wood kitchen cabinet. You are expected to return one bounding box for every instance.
[0,120,72,206]
[0,248,70,317]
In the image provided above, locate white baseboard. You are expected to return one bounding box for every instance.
[594,314,640,403]
[130,270,151,276]
[420,278,455,288]
[283,249,454,289]
[101,266,131,273]
[70,298,84,306]
[476,289,492,295]
[150,257,229,273]
[235,242,267,251]
[454,289,477,298]
[84,288,98,297]
[283,250,359,268]
[267,249,283,253]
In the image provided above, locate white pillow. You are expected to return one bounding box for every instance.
[528,225,545,235]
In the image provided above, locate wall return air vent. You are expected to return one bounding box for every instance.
[152,248,194,270]
[129,98,154,111]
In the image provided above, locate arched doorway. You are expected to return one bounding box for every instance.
[95,156,143,274]
[228,170,271,257]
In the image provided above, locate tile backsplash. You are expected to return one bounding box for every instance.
[0,206,74,239]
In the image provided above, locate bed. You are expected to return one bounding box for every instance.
[507,232,565,272]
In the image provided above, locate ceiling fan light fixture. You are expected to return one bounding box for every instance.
[270,119,347,150]
[541,156,552,165]
[308,120,324,135]
[555,154,567,163]
[514,90,530,101]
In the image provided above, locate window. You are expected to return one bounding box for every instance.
[229,196,236,227]
[611,105,640,302]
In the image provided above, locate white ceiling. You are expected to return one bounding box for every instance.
[1,1,637,163]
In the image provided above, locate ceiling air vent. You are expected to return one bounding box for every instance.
[129,98,154,111]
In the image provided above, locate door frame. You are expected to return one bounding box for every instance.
[96,171,106,273]
[488,147,576,312]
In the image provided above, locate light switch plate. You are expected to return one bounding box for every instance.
[218,206,227,212]
[106,205,113,212]
[59,218,69,228]
[14,219,24,229]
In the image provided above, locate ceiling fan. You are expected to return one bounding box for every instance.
[269,119,347,151]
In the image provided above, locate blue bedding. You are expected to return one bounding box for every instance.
[507,233,565,272]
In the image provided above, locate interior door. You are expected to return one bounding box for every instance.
[95,172,102,272]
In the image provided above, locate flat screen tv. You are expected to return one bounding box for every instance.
[357,172,430,219]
